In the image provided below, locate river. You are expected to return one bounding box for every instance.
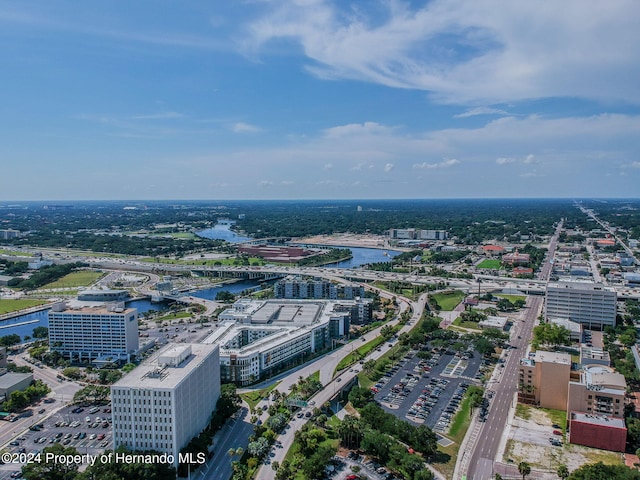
[1,243,399,341]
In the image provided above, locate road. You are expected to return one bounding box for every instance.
[463,220,561,480]
[252,293,428,480]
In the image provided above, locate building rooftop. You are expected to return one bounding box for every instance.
[582,365,626,391]
[571,412,626,428]
[50,303,136,315]
[549,317,583,335]
[0,372,33,389]
[532,350,572,365]
[113,343,217,390]
[547,281,616,293]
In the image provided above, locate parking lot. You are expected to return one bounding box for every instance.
[0,403,113,475]
[372,346,484,433]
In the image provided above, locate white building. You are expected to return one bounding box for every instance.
[549,317,583,342]
[48,302,138,363]
[111,344,220,468]
[204,299,351,385]
[545,281,617,330]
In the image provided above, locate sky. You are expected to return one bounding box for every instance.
[1,0,639,201]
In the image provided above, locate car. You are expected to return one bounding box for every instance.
[552,423,561,429]
[89,434,96,440]
[336,378,342,382]
[97,434,105,440]
[553,430,562,435]
[63,439,71,445]
[304,411,312,418]
[100,441,109,447]
[10,441,19,446]
[38,409,46,414]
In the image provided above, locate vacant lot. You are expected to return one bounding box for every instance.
[504,404,623,472]
[0,298,48,315]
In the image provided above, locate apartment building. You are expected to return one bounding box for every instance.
[567,365,626,418]
[518,351,572,410]
[545,281,617,330]
[204,299,351,385]
[111,344,220,467]
[48,302,138,363]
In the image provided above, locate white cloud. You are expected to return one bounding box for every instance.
[246,1,640,105]
[455,107,510,118]
[496,157,515,165]
[323,122,391,138]
[414,158,460,169]
[523,154,536,164]
[232,122,262,133]
[323,163,333,170]
[384,163,394,172]
[629,161,640,168]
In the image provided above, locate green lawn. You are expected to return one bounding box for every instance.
[431,290,465,311]
[156,311,192,322]
[335,336,386,372]
[451,318,482,330]
[42,270,104,289]
[477,259,501,269]
[495,294,526,302]
[240,382,281,411]
[0,299,48,315]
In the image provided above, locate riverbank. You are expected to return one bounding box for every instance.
[293,233,410,252]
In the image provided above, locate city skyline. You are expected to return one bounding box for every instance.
[1,1,639,200]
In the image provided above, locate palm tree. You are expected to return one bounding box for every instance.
[518,461,531,480]
[557,464,569,479]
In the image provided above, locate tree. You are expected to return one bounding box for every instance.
[22,444,81,480]
[518,461,531,480]
[557,464,570,480]
[567,462,640,479]
[32,326,49,339]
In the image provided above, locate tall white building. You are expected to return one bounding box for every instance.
[111,344,220,467]
[545,281,617,330]
[48,302,138,363]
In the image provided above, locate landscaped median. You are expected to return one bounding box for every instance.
[334,336,387,374]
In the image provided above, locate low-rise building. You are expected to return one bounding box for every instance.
[568,412,627,452]
[478,315,508,330]
[548,317,583,342]
[0,372,33,401]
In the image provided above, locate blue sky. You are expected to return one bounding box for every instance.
[1,0,639,200]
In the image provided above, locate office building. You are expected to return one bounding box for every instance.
[111,344,220,467]
[545,281,617,330]
[48,302,138,363]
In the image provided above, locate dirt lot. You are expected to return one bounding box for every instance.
[503,405,623,473]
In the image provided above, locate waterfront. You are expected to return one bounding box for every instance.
[197,222,252,243]
[0,246,397,340]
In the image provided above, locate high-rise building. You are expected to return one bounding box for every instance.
[518,351,572,410]
[111,344,220,467]
[48,302,138,363]
[545,281,617,330]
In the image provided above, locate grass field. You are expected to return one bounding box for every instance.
[156,311,192,322]
[431,290,465,311]
[0,299,48,315]
[495,294,526,302]
[0,249,32,257]
[42,270,104,289]
[477,259,501,269]
[335,336,386,372]
[451,318,482,330]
